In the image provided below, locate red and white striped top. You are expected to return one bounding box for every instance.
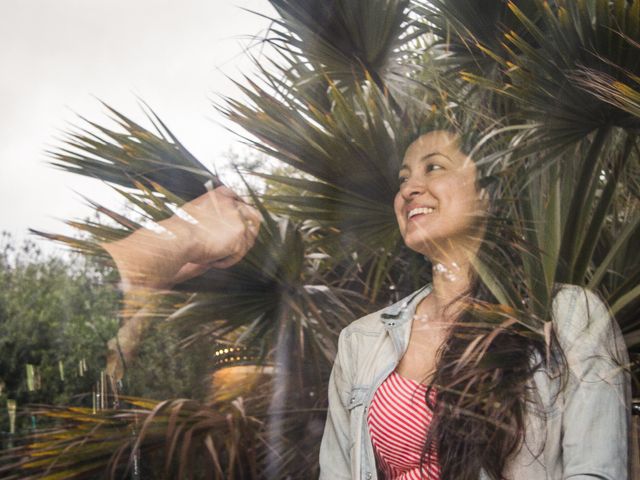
[367,371,439,480]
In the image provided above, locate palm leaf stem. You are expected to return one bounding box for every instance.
[557,126,610,282]
[588,215,640,290]
[520,188,551,317]
[573,132,637,282]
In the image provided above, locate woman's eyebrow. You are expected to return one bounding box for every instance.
[399,151,450,173]
[422,151,451,162]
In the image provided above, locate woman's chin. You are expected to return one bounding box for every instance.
[402,235,436,257]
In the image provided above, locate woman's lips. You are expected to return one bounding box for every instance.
[407,206,436,219]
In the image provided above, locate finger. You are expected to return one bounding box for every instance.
[238,203,262,231]
[245,224,259,248]
[195,187,236,214]
[209,253,242,269]
[173,262,211,284]
[235,202,252,229]
[212,223,255,268]
[241,219,258,253]
[215,186,243,202]
[234,210,254,252]
[244,204,263,227]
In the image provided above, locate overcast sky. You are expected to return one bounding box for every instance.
[0,0,274,254]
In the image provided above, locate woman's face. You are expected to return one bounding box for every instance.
[394,130,485,256]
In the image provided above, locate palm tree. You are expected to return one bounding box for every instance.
[2,0,638,478]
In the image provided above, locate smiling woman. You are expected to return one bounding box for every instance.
[394,131,486,259]
[319,129,630,480]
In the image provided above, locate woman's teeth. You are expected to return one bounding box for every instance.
[408,207,435,218]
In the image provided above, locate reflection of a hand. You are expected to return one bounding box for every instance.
[178,186,262,272]
[101,186,263,382]
[101,186,262,291]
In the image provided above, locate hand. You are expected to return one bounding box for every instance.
[176,186,262,271]
[101,186,262,291]
[101,186,262,383]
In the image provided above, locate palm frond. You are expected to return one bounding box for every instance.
[49,102,220,201]
[571,64,640,121]
[417,0,540,74]
[0,397,266,480]
[264,0,425,99]
[486,0,640,146]
[219,72,437,296]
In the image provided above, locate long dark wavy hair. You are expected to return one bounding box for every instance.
[413,130,567,480]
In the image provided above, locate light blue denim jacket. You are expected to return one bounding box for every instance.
[319,284,630,480]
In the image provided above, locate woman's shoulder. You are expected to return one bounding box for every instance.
[550,283,624,358]
[339,304,390,342]
[551,284,610,332]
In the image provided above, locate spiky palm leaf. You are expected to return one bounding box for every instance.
[509,123,640,338]
[428,0,640,317]
[263,0,427,104]
[51,102,220,200]
[0,393,318,480]
[416,0,539,76]
[572,65,640,122]
[220,69,439,298]
[24,101,373,477]
[459,0,640,151]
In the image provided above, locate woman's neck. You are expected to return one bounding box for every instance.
[430,259,471,311]
[420,239,479,321]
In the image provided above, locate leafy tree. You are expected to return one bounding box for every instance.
[0,233,214,440]
[0,233,119,434]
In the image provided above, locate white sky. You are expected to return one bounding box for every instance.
[0,0,275,254]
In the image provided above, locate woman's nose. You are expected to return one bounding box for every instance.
[400,177,426,200]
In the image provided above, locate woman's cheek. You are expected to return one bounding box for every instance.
[393,197,405,229]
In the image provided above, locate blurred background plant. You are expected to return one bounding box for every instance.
[1,0,638,478]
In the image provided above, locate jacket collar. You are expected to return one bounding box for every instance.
[379,284,432,326]
[378,284,432,360]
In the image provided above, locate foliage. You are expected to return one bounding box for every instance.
[122,322,213,402]
[0,233,119,435]
[0,234,216,444]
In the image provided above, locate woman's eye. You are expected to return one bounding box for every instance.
[426,163,443,173]
[398,176,408,185]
